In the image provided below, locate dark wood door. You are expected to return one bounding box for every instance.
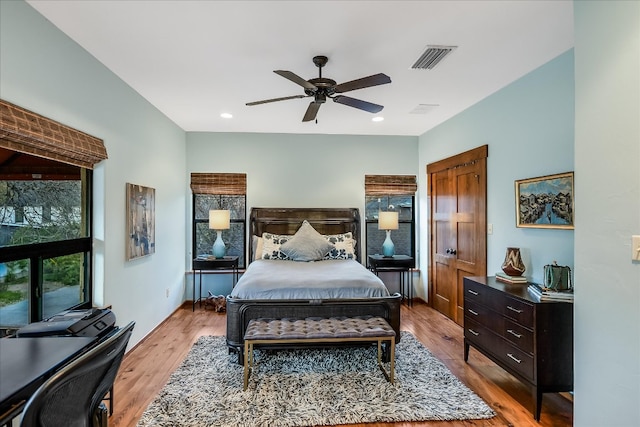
[428,145,487,325]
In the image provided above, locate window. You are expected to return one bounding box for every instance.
[0,156,93,328]
[364,175,417,266]
[0,99,106,331]
[190,173,247,268]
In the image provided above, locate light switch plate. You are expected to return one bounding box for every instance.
[633,235,640,261]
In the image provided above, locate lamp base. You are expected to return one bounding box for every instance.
[382,229,395,257]
[212,230,226,259]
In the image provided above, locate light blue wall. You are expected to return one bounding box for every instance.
[185,132,418,297]
[0,0,188,348]
[574,2,640,426]
[417,50,575,298]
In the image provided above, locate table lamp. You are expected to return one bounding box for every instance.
[209,210,230,258]
[378,211,399,257]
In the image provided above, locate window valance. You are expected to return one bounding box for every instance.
[190,173,247,195]
[365,175,417,195]
[0,99,107,169]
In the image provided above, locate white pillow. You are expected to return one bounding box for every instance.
[261,232,292,260]
[280,220,335,262]
[323,232,356,260]
[251,235,264,261]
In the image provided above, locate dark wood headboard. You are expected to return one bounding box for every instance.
[249,207,361,263]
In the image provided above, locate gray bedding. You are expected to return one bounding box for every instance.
[229,259,390,300]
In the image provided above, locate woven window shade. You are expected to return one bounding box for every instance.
[0,99,107,169]
[190,173,247,195]
[365,175,417,195]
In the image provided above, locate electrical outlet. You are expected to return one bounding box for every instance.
[632,235,640,261]
[487,223,493,235]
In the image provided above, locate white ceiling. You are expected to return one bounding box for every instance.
[26,0,574,137]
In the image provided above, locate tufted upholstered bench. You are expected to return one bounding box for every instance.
[243,316,395,390]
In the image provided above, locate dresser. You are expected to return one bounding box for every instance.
[463,276,573,421]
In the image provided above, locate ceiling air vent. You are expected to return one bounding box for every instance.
[411,45,457,70]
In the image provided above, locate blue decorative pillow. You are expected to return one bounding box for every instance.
[280,220,335,262]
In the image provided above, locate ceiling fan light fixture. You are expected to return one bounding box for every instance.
[220,112,233,119]
[372,116,384,122]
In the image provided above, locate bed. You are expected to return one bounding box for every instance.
[226,207,402,363]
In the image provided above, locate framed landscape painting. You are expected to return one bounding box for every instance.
[515,172,574,229]
[126,183,156,260]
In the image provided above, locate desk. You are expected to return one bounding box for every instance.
[368,254,414,307]
[192,256,239,311]
[0,336,96,425]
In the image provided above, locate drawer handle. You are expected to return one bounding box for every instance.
[507,353,522,364]
[468,309,479,316]
[467,289,479,296]
[507,305,523,314]
[467,328,479,336]
[507,329,522,339]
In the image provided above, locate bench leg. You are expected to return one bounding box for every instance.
[377,338,395,384]
[389,337,395,383]
[243,340,251,390]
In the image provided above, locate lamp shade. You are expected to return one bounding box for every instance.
[209,210,230,230]
[378,211,399,230]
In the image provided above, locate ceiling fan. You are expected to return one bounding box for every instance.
[246,55,391,122]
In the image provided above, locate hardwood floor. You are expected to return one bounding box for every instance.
[109,301,573,427]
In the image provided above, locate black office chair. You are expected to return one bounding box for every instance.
[20,321,135,427]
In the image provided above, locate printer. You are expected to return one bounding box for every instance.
[16,308,116,338]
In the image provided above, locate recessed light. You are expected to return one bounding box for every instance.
[372,116,384,122]
[220,113,233,119]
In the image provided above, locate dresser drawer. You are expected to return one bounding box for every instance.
[464,279,491,305]
[464,300,500,330]
[498,340,534,381]
[464,317,501,351]
[503,319,534,354]
[496,295,534,327]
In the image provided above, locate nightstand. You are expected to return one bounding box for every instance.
[368,254,414,306]
[192,256,239,311]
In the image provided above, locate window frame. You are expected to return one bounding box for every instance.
[0,171,93,325]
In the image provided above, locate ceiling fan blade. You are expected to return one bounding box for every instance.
[333,95,383,113]
[333,73,391,93]
[302,101,321,122]
[274,70,317,91]
[246,94,307,106]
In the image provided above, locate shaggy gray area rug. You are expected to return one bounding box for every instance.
[137,332,495,426]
